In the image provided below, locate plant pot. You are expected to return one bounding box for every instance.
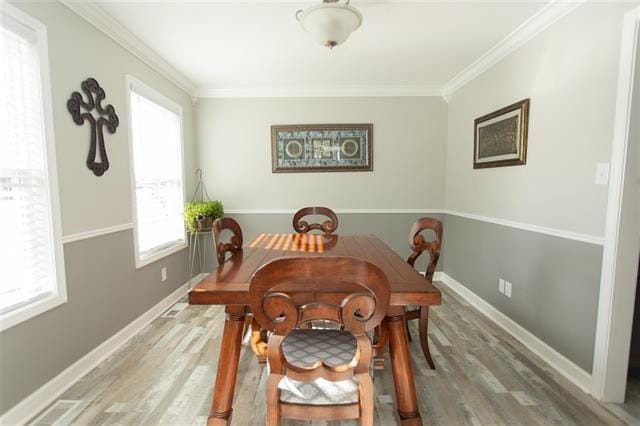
[196,215,214,231]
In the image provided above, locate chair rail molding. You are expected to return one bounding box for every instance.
[443,210,604,246]
[62,223,134,244]
[59,0,197,97]
[591,4,640,403]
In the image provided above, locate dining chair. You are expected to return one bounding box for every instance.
[405,217,442,370]
[292,206,339,234]
[212,217,243,265]
[212,218,268,361]
[250,256,390,425]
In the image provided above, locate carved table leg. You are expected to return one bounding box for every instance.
[250,317,267,364]
[372,320,389,370]
[387,307,422,425]
[207,305,246,425]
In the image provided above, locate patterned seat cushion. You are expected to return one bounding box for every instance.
[277,329,360,406]
[282,329,357,368]
[278,376,359,405]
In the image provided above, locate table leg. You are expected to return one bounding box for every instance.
[387,307,422,425]
[208,305,246,425]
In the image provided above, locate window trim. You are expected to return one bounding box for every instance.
[125,74,187,269]
[0,4,68,332]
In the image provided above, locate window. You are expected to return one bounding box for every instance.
[126,76,186,268]
[0,5,66,331]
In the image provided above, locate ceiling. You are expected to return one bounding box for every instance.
[89,1,553,97]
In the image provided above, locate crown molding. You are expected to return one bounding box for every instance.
[196,85,445,99]
[442,0,585,98]
[59,0,197,97]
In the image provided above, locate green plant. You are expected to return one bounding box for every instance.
[183,200,224,233]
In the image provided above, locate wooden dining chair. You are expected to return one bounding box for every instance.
[212,218,267,360]
[292,206,339,234]
[404,217,442,369]
[212,217,243,265]
[250,256,390,425]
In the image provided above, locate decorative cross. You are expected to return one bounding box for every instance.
[67,78,119,176]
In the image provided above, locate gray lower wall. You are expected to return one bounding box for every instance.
[0,230,190,415]
[441,214,602,372]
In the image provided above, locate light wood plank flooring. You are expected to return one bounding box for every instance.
[30,284,626,425]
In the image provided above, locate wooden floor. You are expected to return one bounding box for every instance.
[31,284,626,425]
[607,377,640,424]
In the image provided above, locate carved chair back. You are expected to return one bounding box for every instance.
[250,256,389,336]
[212,217,243,264]
[407,217,443,281]
[292,207,339,234]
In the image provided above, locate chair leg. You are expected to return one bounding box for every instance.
[357,373,374,426]
[405,318,412,342]
[266,374,281,426]
[250,317,267,364]
[419,306,435,370]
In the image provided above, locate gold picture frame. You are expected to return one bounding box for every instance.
[474,99,530,169]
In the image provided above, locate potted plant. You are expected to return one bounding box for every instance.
[183,200,224,233]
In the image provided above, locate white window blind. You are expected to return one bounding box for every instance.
[0,12,61,317]
[128,82,185,265]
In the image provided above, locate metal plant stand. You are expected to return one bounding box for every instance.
[188,169,214,279]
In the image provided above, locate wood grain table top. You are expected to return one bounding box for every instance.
[189,233,441,307]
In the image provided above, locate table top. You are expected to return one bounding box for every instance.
[188,233,441,307]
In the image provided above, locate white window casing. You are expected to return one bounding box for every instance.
[125,75,187,268]
[0,4,67,332]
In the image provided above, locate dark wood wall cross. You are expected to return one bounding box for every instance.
[67,78,119,176]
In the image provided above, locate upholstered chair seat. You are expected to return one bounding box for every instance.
[277,329,360,405]
[282,329,356,367]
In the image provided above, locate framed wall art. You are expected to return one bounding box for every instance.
[474,99,529,169]
[271,124,373,173]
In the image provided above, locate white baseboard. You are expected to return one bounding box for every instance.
[433,272,592,394]
[0,273,207,425]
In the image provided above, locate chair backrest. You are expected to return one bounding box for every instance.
[249,256,389,336]
[407,217,443,281]
[212,217,243,264]
[292,207,339,234]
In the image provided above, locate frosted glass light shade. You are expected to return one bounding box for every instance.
[298,2,362,49]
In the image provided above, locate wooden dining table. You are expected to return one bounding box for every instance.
[189,233,441,425]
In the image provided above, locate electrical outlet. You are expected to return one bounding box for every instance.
[161,267,167,282]
[595,162,610,185]
[505,281,512,298]
[499,279,505,294]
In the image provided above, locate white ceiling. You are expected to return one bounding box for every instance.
[92,1,551,96]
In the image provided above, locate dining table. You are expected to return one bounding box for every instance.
[188,232,441,425]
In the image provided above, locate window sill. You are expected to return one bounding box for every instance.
[135,241,187,269]
[0,291,67,332]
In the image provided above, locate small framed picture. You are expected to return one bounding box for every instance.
[474,99,530,169]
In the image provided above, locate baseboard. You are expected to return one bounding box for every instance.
[433,272,593,394]
[0,273,207,425]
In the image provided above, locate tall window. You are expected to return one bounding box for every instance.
[0,5,66,330]
[127,76,186,267]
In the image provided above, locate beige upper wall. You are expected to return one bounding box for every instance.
[445,3,632,237]
[195,97,447,210]
[11,2,196,236]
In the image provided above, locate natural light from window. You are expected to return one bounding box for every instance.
[0,9,64,322]
[128,80,185,266]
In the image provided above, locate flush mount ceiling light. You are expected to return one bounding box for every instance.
[296,0,363,49]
